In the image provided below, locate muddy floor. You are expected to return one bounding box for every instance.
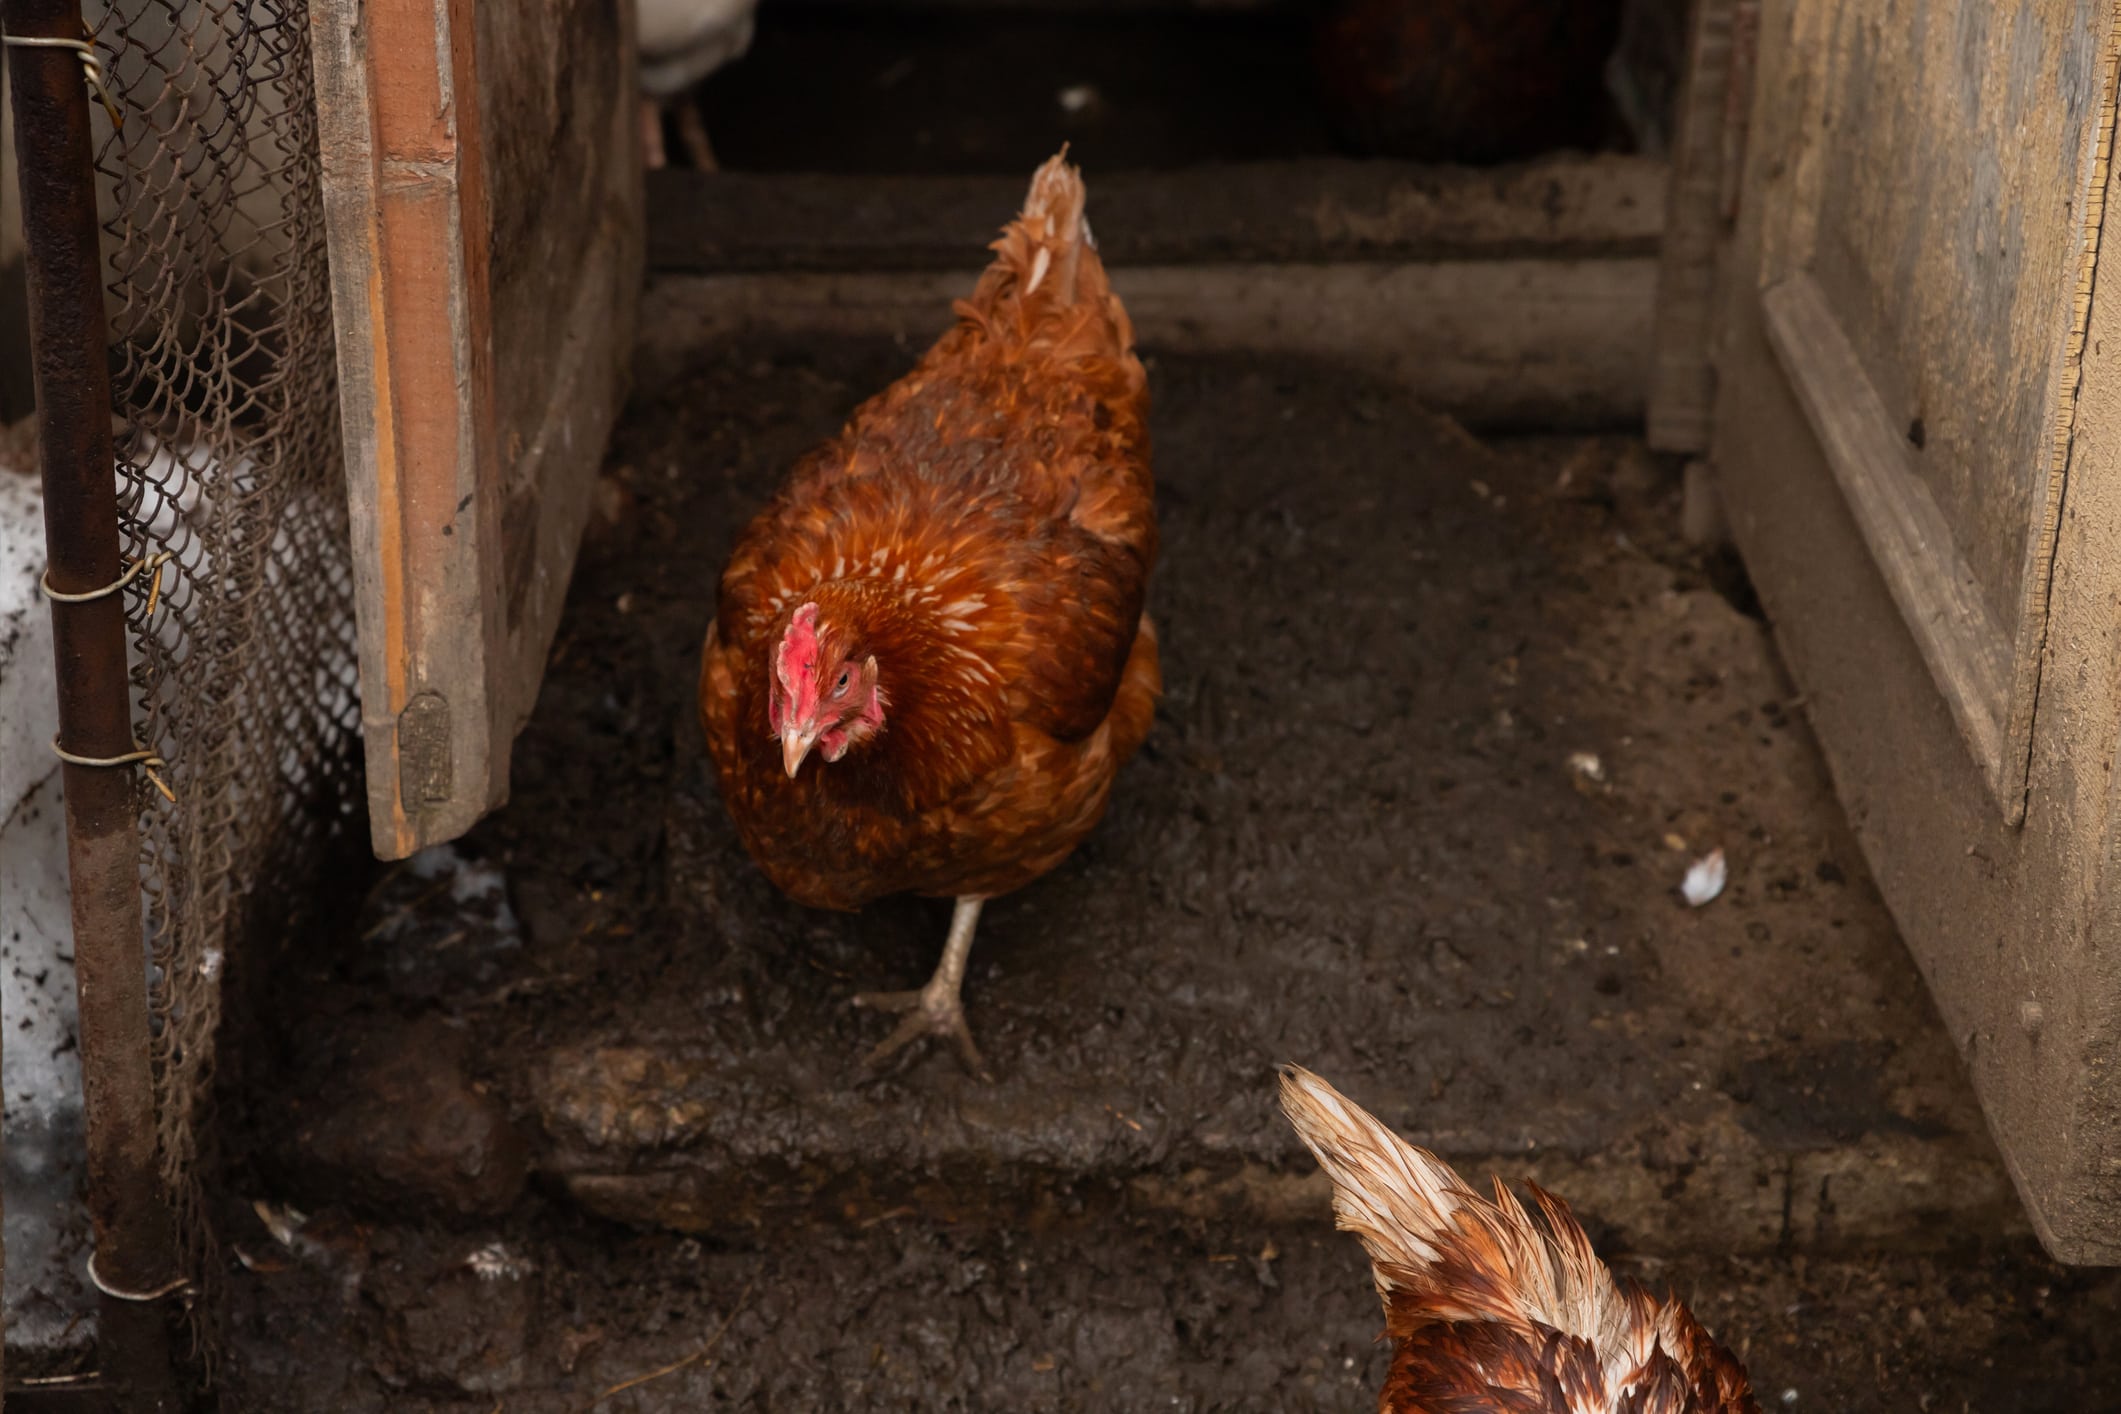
[219,333,2121,1410]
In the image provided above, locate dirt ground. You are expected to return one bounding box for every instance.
[217,334,2121,1411]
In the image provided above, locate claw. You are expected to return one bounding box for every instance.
[854,986,992,1080]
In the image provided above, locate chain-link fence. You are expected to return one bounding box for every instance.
[87,0,361,1335]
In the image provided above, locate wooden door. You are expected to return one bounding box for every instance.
[309,0,644,859]
[1694,0,2121,1260]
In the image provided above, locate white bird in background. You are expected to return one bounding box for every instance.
[636,0,759,169]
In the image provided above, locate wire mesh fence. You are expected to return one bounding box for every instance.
[84,0,361,1340]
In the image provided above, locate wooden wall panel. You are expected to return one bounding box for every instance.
[1709,0,2121,1260]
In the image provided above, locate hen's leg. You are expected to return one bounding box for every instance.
[854,896,991,1079]
[639,97,668,170]
[675,98,719,170]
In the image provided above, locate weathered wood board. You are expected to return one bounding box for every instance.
[1753,0,2111,821]
[1709,0,2121,1260]
[645,157,1667,272]
[1646,0,1742,452]
[309,0,644,859]
[1796,2,2105,631]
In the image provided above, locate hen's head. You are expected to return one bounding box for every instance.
[768,600,887,778]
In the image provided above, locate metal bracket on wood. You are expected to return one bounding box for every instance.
[3,0,182,1408]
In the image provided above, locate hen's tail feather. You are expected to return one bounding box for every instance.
[1278,1065,1634,1355]
[1017,147,1091,304]
[1277,1063,1466,1289]
[959,147,1136,371]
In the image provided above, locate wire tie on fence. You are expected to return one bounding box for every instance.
[2,26,123,130]
[40,550,174,612]
[51,735,177,804]
[85,1251,190,1304]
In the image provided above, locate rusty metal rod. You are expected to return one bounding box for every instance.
[4,0,178,1407]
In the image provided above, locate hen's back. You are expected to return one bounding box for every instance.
[786,147,1148,521]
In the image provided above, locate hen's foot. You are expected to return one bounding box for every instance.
[853,984,991,1081]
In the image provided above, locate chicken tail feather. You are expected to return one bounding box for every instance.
[1015,146,1091,304]
[1279,1065,1634,1352]
[959,147,1135,369]
[1278,1065,1470,1298]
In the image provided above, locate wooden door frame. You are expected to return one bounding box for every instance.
[1706,0,2121,1262]
[309,0,644,860]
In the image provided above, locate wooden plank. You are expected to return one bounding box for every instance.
[311,0,641,859]
[1761,273,2014,803]
[1710,0,2121,1261]
[472,1,646,790]
[645,156,1667,275]
[310,0,496,859]
[1740,0,2118,828]
[1791,0,2110,643]
[1646,0,1737,452]
[2001,20,2121,849]
[641,258,1658,430]
[1719,0,1759,223]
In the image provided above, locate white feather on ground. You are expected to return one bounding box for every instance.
[1681,848,1728,907]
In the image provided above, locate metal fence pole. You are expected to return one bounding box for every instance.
[3,1,179,1408]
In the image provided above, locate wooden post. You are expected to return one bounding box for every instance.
[1646,0,1741,453]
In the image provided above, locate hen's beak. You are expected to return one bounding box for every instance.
[781,723,819,779]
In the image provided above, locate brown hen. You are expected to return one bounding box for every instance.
[1280,1066,1760,1414]
[698,150,1158,1078]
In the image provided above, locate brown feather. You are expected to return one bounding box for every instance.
[1279,1066,1759,1414]
[699,149,1158,913]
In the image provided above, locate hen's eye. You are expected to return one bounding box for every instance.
[834,671,851,696]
